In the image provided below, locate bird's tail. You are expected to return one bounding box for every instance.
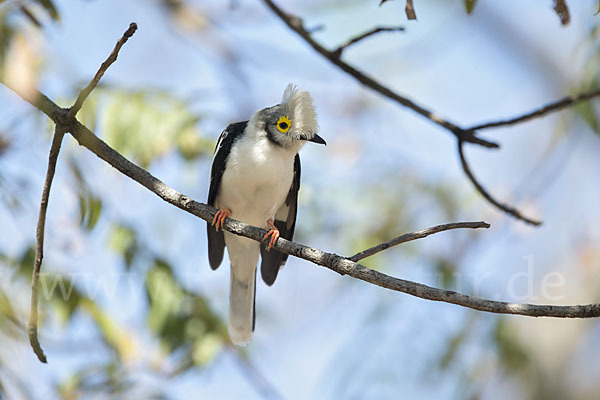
[228,261,256,345]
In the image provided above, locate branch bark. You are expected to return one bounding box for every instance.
[5,85,600,320]
[6,20,600,362]
[23,23,139,363]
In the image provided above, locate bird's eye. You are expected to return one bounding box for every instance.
[276,115,292,133]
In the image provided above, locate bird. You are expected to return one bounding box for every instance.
[206,84,326,345]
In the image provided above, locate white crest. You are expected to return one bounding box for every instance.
[281,84,319,140]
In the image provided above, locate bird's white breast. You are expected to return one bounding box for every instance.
[216,133,295,228]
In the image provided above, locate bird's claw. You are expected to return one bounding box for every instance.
[263,219,279,251]
[212,208,231,232]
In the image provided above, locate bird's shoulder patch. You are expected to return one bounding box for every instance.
[208,121,248,206]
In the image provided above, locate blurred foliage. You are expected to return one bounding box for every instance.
[57,362,172,400]
[0,8,17,66]
[1,217,228,397]
[439,314,477,370]
[575,20,600,135]
[109,224,139,269]
[90,88,214,168]
[492,318,529,372]
[69,160,103,232]
[145,258,227,366]
[345,175,462,269]
[0,134,9,156]
[464,0,478,15]
[1,0,600,399]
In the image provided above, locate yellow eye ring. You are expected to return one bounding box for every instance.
[276,115,292,133]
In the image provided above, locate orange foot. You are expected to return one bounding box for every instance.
[263,218,280,251]
[212,208,231,232]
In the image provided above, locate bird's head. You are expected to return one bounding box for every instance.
[250,84,326,150]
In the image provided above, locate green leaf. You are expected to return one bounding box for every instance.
[109,224,139,268]
[33,0,59,21]
[0,14,16,66]
[434,257,456,288]
[82,300,136,360]
[493,318,529,371]
[78,192,103,231]
[70,160,103,231]
[579,103,599,133]
[145,257,226,364]
[16,245,35,278]
[465,0,478,14]
[101,90,211,168]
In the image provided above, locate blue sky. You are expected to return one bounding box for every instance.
[2,0,600,399]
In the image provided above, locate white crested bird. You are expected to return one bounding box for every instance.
[207,84,326,345]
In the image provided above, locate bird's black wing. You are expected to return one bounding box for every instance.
[207,121,247,270]
[260,154,301,285]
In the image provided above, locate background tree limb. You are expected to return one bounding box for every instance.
[4,83,600,321]
[261,0,600,227]
[6,20,600,363]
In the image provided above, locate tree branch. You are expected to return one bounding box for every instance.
[469,88,600,131]
[67,22,138,119]
[6,20,600,362]
[25,23,139,363]
[332,26,405,57]
[261,0,499,149]
[349,221,490,262]
[28,126,65,363]
[4,84,599,319]
[261,0,600,227]
[458,140,542,226]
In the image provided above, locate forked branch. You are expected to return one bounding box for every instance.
[6,84,600,320]
[26,23,139,363]
[260,0,600,226]
[7,20,600,364]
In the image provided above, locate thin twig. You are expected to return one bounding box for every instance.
[333,26,405,56]
[28,126,65,363]
[469,88,600,131]
[27,22,138,363]
[5,86,600,319]
[67,22,138,119]
[349,221,489,261]
[457,141,542,226]
[262,0,498,149]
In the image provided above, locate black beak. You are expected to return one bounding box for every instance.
[308,133,326,145]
